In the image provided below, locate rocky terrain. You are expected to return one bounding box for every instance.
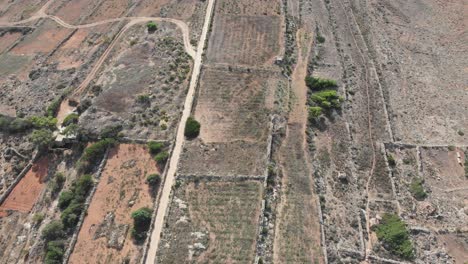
[0,0,466,263]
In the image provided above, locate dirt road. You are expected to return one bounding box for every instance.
[144,0,215,263]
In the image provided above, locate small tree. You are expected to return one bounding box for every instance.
[131,207,153,241]
[309,106,322,119]
[184,117,200,139]
[30,129,55,149]
[62,113,79,126]
[146,174,161,187]
[147,21,157,32]
[42,221,65,242]
[147,141,164,155]
[154,151,169,166]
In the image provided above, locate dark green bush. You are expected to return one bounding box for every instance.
[317,35,326,44]
[375,213,414,260]
[45,240,65,264]
[147,141,164,155]
[81,139,116,163]
[184,117,200,138]
[154,151,169,166]
[131,207,153,241]
[387,154,396,167]
[72,174,93,197]
[136,94,150,104]
[409,178,427,200]
[50,172,66,195]
[147,21,158,32]
[29,116,57,130]
[100,124,122,139]
[30,129,55,149]
[62,113,79,126]
[305,76,337,90]
[46,97,63,118]
[61,201,84,228]
[42,221,65,242]
[0,115,32,133]
[58,191,74,210]
[146,174,161,187]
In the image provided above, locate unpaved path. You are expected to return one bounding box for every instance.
[274,29,324,263]
[145,0,216,263]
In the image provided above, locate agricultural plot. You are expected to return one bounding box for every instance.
[79,23,192,140]
[0,156,48,216]
[0,0,47,23]
[48,0,102,24]
[157,180,263,263]
[384,146,468,262]
[47,23,114,70]
[0,148,83,263]
[206,14,281,67]
[69,144,160,264]
[132,0,208,42]
[177,66,286,177]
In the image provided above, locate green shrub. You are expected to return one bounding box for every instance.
[387,154,396,167]
[310,90,343,110]
[154,151,169,166]
[30,129,55,149]
[375,213,414,260]
[147,141,164,155]
[33,213,45,225]
[309,106,323,119]
[58,191,74,210]
[409,178,427,200]
[50,172,65,195]
[305,77,337,90]
[131,207,153,241]
[46,98,62,118]
[136,94,150,104]
[72,174,94,197]
[45,240,65,264]
[147,21,158,32]
[42,221,65,242]
[62,113,79,126]
[61,201,84,228]
[62,123,79,137]
[317,35,326,44]
[0,115,33,133]
[81,139,116,163]
[184,117,200,138]
[146,174,161,187]
[29,116,57,129]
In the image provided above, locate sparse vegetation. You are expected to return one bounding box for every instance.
[387,154,396,167]
[100,124,122,139]
[375,213,414,260]
[409,178,427,200]
[131,207,153,241]
[136,94,150,105]
[33,213,45,225]
[49,172,66,196]
[184,117,200,138]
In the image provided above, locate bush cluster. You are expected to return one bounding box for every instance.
[305,76,337,91]
[30,129,55,149]
[46,98,62,118]
[131,207,153,242]
[154,151,169,166]
[147,141,164,155]
[42,221,66,264]
[409,178,427,200]
[375,213,414,260]
[146,21,158,32]
[184,117,200,139]
[311,90,343,109]
[79,138,116,173]
[58,174,93,228]
[62,113,79,127]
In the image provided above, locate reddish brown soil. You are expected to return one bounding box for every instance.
[0,156,49,216]
[11,21,72,55]
[69,144,159,264]
[0,31,22,53]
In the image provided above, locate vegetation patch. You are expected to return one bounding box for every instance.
[131,207,153,242]
[79,138,116,173]
[305,76,337,91]
[409,178,427,200]
[184,117,200,139]
[146,21,158,32]
[62,113,79,126]
[375,213,414,260]
[147,141,164,155]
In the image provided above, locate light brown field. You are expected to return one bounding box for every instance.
[69,144,159,264]
[157,180,263,263]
